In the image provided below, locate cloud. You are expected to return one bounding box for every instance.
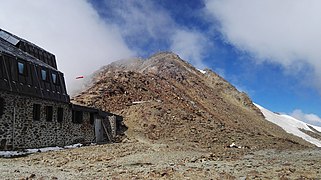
[0,0,211,95]
[0,0,135,94]
[103,0,175,40]
[290,109,321,126]
[101,0,210,68]
[204,0,321,92]
[100,0,175,51]
[170,29,209,68]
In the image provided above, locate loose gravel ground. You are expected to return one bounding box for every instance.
[0,141,320,179]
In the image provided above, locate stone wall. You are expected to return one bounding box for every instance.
[0,91,96,150]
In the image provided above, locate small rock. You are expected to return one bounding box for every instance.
[289,168,296,173]
[190,158,197,163]
[29,173,36,178]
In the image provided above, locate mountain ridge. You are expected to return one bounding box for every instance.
[72,52,313,154]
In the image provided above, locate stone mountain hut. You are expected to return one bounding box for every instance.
[0,28,122,150]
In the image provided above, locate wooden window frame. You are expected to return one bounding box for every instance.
[17,61,27,76]
[33,104,41,121]
[51,72,60,85]
[41,69,49,82]
[45,106,53,122]
[57,107,64,123]
[72,110,83,124]
[0,97,4,118]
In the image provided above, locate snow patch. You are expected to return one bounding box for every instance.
[197,69,206,74]
[132,100,151,104]
[0,151,27,158]
[65,143,83,149]
[26,146,63,153]
[0,143,83,158]
[310,125,321,133]
[255,103,321,147]
[228,142,242,148]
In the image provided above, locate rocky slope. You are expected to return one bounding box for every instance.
[72,52,313,152]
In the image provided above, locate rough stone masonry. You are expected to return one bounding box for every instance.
[0,90,120,150]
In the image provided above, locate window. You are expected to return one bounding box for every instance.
[52,73,57,83]
[90,113,95,125]
[33,104,41,121]
[57,107,63,123]
[17,62,27,76]
[41,69,48,81]
[0,97,4,117]
[45,106,53,122]
[52,72,59,85]
[72,110,83,124]
[0,30,19,45]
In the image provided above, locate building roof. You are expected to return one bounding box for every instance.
[0,29,57,70]
[0,38,56,70]
[71,104,120,118]
[0,28,69,103]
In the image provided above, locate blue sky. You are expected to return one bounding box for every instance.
[1,0,321,125]
[89,0,321,125]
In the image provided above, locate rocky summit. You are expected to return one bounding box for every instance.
[72,52,312,152]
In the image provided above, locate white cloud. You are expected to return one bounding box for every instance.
[0,0,135,94]
[105,0,175,41]
[101,0,175,55]
[170,29,209,68]
[103,0,209,68]
[291,109,321,126]
[205,0,321,91]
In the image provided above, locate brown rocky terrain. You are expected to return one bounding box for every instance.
[1,52,320,179]
[72,52,312,152]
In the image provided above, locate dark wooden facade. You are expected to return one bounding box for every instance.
[0,29,69,103]
[16,41,57,69]
[0,28,123,149]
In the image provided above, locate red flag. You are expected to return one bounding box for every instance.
[76,76,84,79]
